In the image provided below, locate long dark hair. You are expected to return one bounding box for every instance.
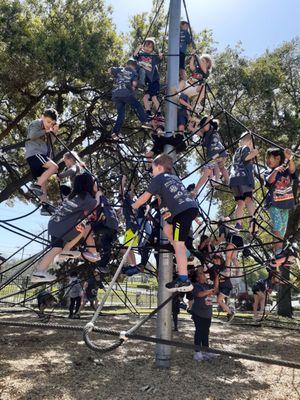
[69,173,95,199]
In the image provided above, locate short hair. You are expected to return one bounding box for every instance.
[239,132,252,145]
[153,154,174,174]
[43,108,58,121]
[266,148,285,164]
[63,151,80,162]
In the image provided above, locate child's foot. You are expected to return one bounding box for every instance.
[30,183,43,197]
[31,271,56,283]
[202,352,219,360]
[193,351,205,361]
[82,251,101,263]
[165,278,193,293]
[40,203,55,216]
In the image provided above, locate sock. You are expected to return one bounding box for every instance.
[178,274,188,282]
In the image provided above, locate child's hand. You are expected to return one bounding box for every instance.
[275,165,286,173]
[158,52,163,59]
[51,123,59,133]
[284,148,293,160]
[252,148,259,156]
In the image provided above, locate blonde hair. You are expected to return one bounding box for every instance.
[200,54,212,70]
[239,132,252,146]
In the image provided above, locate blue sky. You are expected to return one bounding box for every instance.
[109,0,299,57]
[1,0,299,258]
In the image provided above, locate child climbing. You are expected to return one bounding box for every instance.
[31,173,100,283]
[68,270,83,319]
[252,276,274,320]
[58,151,85,197]
[179,20,192,80]
[110,58,149,140]
[229,132,258,232]
[134,37,163,117]
[25,108,59,216]
[133,154,199,292]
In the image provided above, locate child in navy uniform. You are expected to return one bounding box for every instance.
[179,20,192,80]
[25,108,59,216]
[229,132,258,231]
[195,116,229,192]
[190,269,218,361]
[134,37,163,117]
[264,148,296,257]
[133,154,198,292]
[31,173,100,283]
[110,59,149,139]
[81,270,104,310]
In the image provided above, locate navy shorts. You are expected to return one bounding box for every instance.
[146,78,160,99]
[229,234,244,248]
[179,52,186,70]
[177,110,188,126]
[231,185,253,201]
[171,207,199,242]
[50,228,79,248]
[27,154,49,179]
[219,281,233,297]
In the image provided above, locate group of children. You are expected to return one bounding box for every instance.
[21,17,298,360]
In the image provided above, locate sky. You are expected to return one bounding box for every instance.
[108,0,299,58]
[1,0,299,258]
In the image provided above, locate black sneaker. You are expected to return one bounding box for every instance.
[165,278,193,293]
[40,203,55,216]
[30,183,43,197]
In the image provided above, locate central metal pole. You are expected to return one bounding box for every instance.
[155,0,181,369]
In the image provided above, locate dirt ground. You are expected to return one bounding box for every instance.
[0,313,299,400]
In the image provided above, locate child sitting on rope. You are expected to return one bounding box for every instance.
[58,151,85,198]
[194,116,229,193]
[229,132,258,232]
[132,154,199,292]
[110,58,150,140]
[264,147,296,261]
[25,108,59,216]
[252,275,275,320]
[134,37,163,118]
[179,20,192,81]
[31,173,101,283]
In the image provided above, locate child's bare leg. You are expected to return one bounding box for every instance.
[225,243,235,267]
[213,165,221,181]
[219,164,229,184]
[179,68,187,81]
[63,233,84,252]
[163,223,174,244]
[127,250,136,265]
[235,200,245,225]
[83,226,97,253]
[259,294,266,313]
[245,197,255,217]
[173,241,188,276]
[40,182,47,203]
[195,168,213,191]
[36,247,62,273]
[253,294,259,316]
[152,96,160,112]
[37,161,58,187]
[143,94,151,112]
[217,293,231,314]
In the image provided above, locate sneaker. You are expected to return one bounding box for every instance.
[82,251,101,263]
[40,203,56,216]
[30,183,43,197]
[193,351,205,361]
[73,313,80,319]
[31,271,57,283]
[235,223,243,230]
[202,352,219,360]
[165,278,193,293]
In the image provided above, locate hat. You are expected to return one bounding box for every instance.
[127,57,138,66]
[144,37,156,46]
[180,19,189,25]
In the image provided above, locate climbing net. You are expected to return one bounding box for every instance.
[0,0,299,368]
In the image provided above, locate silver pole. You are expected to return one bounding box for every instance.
[155,0,181,369]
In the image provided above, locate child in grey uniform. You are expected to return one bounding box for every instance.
[25,108,59,215]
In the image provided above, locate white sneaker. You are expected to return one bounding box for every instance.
[193,351,205,361]
[202,352,219,360]
[31,271,56,283]
[82,251,101,263]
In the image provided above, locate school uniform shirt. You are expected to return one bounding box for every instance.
[25,119,55,159]
[147,173,198,221]
[229,145,255,188]
[202,128,227,159]
[264,168,295,209]
[69,277,82,298]
[48,193,97,238]
[99,195,119,231]
[111,67,137,99]
[179,29,192,54]
[135,52,160,82]
[252,278,272,294]
[191,282,213,319]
